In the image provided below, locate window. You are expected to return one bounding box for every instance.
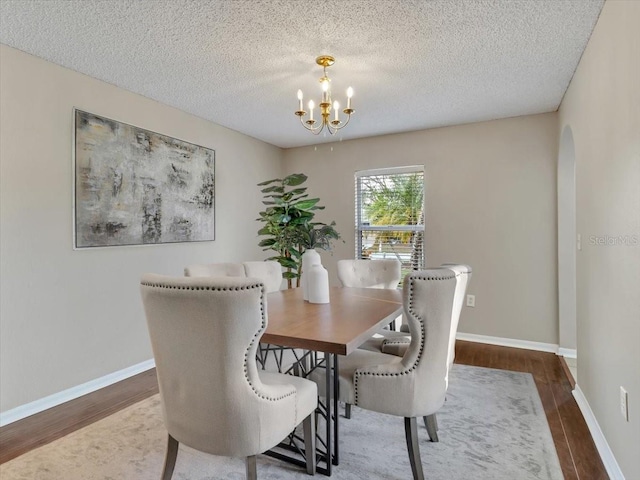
[356,166,425,277]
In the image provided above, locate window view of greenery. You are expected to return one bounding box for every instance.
[357,170,425,279]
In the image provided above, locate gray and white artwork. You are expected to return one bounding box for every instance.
[74,110,215,248]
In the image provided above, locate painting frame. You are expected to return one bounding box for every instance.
[72,109,215,249]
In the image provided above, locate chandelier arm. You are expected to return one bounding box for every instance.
[326,113,352,134]
[299,115,326,135]
[336,113,352,129]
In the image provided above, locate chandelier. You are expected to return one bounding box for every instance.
[295,55,354,135]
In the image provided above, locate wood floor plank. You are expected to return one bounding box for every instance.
[0,341,609,480]
[541,353,608,480]
[0,369,158,464]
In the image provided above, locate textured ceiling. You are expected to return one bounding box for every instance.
[0,0,603,148]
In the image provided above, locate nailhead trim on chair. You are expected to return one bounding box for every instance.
[140,282,261,291]
[353,271,457,405]
[142,280,297,409]
[242,286,297,413]
[382,338,411,345]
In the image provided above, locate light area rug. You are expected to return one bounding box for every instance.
[0,365,563,480]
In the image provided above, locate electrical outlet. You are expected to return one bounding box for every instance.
[620,387,629,421]
[466,294,475,307]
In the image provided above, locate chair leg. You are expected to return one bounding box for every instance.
[345,403,352,419]
[404,417,425,480]
[424,413,439,442]
[303,413,316,475]
[161,434,179,480]
[246,455,257,480]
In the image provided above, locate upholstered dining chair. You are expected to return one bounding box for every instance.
[360,264,472,364]
[358,264,472,442]
[337,258,401,290]
[311,269,459,480]
[336,258,401,418]
[337,258,402,331]
[184,262,246,278]
[243,261,283,293]
[140,275,317,480]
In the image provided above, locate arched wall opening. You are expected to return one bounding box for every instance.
[558,125,577,356]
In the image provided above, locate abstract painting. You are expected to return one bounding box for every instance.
[74,110,215,248]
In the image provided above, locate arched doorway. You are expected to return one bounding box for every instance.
[558,126,577,365]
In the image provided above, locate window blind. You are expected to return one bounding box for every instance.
[355,166,425,273]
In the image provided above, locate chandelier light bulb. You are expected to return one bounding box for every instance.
[321,79,330,103]
[347,87,353,110]
[333,101,339,121]
[297,89,303,111]
[308,99,315,121]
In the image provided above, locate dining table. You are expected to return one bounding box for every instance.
[261,286,403,476]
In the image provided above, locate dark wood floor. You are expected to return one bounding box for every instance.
[0,341,608,479]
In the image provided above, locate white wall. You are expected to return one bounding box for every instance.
[283,113,559,345]
[559,0,640,477]
[0,45,283,412]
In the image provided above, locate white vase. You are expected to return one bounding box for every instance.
[308,264,330,304]
[301,249,322,301]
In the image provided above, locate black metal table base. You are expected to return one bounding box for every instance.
[258,345,340,476]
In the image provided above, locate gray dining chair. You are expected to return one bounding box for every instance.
[311,269,459,480]
[140,274,317,480]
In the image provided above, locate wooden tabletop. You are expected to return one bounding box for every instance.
[262,287,403,355]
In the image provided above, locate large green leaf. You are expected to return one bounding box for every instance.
[257,178,282,186]
[288,193,309,203]
[289,216,312,226]
[260,185,285,194]
[265,255,283,262]
[258,238,277,247]
[283,173,307,186]
[293,198,320,210]
[282,271,299,279]
[279,257,299,269]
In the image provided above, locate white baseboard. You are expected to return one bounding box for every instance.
[557,347,577,358]
[456,332,559,353]
[573,384,625,480]
[0,359,155,427]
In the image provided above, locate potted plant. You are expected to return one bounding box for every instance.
[257,173,341,288]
